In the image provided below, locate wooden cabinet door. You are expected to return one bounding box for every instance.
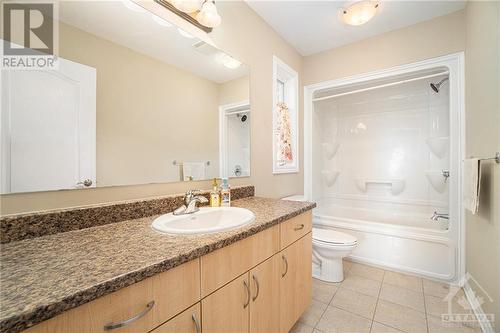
[249,255,280,333]
[202,273,250,333]
[279,233,312,333]
[150,303,201,333]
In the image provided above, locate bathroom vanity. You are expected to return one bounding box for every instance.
[0,189,314,333]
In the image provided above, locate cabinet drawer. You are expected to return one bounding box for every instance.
[150,303,201,333]
[23,259,200,333]
[280,211,312,250]
[201,225,279,297]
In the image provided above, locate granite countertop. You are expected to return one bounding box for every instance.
[0,196,315,333]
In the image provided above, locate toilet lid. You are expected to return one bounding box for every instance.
[312,228,357,245]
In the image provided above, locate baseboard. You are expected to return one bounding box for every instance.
[463,280,495,333]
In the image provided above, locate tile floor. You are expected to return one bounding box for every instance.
[291,260,482,333]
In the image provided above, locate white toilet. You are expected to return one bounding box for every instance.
[312,227,357,282]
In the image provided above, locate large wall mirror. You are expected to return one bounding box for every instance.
[1,1,250,194]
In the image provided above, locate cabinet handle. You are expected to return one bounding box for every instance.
[103,300,155,330]
[243,280,250,308]
[252,274,260,301]
[192,313,201,333]
[282,255,288,278]
[294,224,305,231]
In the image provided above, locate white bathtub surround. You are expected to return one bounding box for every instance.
[322,170,340,187]
[426,136,450,158]
[304,53,465,284]
[425,170,449,194]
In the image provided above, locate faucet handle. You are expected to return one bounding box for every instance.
[184,189,201,205]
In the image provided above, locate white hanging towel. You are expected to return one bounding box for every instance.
[463,158,481,214]
[182,162,206,181]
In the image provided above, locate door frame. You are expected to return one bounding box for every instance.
[218,99,250,178]
[303,52,465,284]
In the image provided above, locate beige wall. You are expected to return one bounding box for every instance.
[219,76,250,106]
[464,1,500,323]
[0,1,303,214]
[303,10,466,85]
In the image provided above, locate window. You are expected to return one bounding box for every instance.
[272,56,299,174]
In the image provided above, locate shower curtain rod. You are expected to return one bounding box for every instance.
[312,71,449,102]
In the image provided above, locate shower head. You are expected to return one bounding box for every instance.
[430,77,449,93]
[237,114,248,122]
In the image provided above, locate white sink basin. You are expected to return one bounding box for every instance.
[152,207,255,235]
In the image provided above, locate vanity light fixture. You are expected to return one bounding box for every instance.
[340,1,379,26]
[171,0,203,13]
[196,1,221,28]
[155,0,220,32]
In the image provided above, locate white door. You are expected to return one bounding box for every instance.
[1,57,96,193]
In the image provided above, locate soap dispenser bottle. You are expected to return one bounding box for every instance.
[220,178,231,207]
[210,178,220,207]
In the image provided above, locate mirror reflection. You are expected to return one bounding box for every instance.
[1,1,250,194]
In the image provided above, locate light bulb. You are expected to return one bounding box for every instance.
[171,0,202,13]
[196,1,221,28]
[341,1,379,26]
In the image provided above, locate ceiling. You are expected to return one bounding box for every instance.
[58,1,248,83]
[246,1,466,56]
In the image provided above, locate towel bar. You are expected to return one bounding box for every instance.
[474,152,500,164]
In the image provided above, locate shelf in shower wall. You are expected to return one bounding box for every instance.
[355,179,405,195]
[425,171,447,193]
[322,142,340,160]
[322,170,340,187]
[426,136,449,158]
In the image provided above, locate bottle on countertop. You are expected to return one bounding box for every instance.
[220,178,231,207]
[210,178,220,207]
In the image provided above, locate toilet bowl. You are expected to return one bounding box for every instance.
[312,227,357,282]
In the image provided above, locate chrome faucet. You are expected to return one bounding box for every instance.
[431,211,449,221]
[173,189,208,215]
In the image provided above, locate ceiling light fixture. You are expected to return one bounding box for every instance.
[156,0,221,32]
[196,1,221,28]
[340,1,379,26]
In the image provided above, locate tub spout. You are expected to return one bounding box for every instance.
[431,211,449,221]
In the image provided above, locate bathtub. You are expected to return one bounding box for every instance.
[313,199,456,282]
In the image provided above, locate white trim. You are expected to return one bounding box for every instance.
[304,52,466,284]
[272,55,299,174]
[463,280,495,333]
[218,100,250,179]
[312,71,448,102]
